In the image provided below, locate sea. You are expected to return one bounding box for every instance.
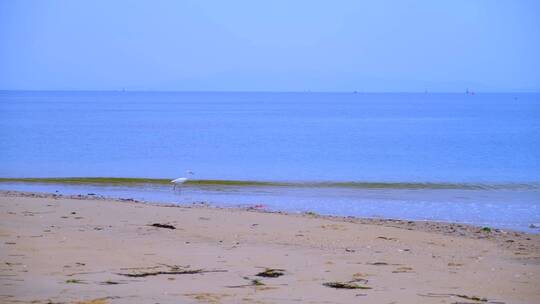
[1,91,539,232]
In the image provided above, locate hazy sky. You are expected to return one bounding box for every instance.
[1,0,539,92]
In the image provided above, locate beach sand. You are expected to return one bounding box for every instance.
[1,191,539,304]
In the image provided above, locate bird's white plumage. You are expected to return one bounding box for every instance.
[171,171,194,191]
[171,177,188,184]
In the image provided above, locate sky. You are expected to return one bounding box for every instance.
[0,0,539,92]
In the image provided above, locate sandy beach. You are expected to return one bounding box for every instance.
[1,191,539,304]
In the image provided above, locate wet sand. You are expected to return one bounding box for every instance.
[1,190,539,303]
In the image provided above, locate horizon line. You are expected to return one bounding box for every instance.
[1,89,539,94]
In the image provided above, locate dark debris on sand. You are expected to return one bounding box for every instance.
[150,223,176,229]
[255,268,285,278]
[117,265,226,278]
[323,281,372,290]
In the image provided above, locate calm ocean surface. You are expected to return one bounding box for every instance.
[1,91,539,231]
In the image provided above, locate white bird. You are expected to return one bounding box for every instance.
[171,171,194,191]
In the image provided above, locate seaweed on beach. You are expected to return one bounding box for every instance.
[255,268,285,278]
[250,279,265,286]
[99,280,122,285]
[150,223,176,229]
[392,266,414,273]
[377,236,397,241]
[65,279,86,284]
[116,265,226,277]
[323,281,372,289]
[418,293,488,302]
[455,294,488,302]
[226,277,267,289]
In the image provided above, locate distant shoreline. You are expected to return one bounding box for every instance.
[1,177,538,190]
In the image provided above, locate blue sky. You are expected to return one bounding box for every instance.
[0,0,539,92]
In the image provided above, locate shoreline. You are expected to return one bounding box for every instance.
[1,189,538,239]
[2,180,538,233]
[1,190,540,303]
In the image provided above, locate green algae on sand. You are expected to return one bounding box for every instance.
[0,177,537,190]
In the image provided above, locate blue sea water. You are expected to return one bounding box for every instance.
[1,91,539,231]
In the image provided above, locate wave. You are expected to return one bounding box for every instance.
[1,177,539,190]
